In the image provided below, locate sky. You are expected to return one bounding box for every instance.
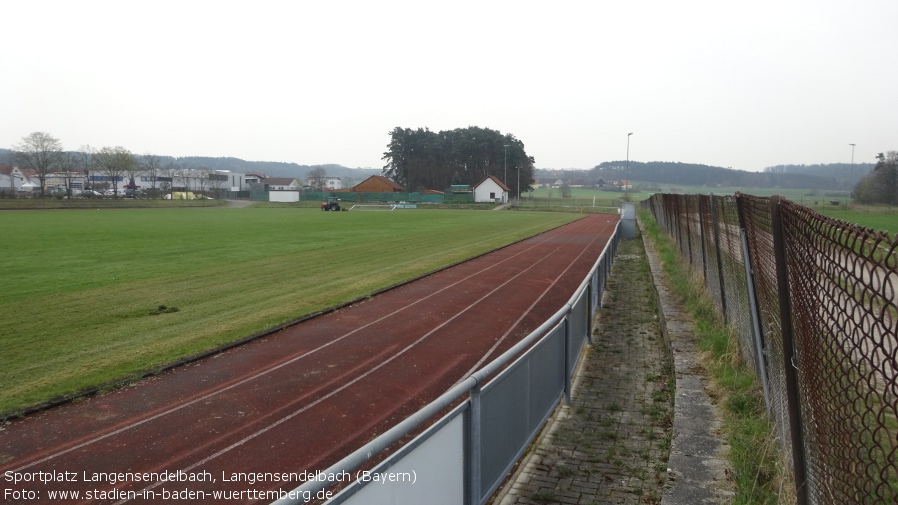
[2,0,896,172]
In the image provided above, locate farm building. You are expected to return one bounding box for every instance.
[473,175,510,204]
[352,175,404,193]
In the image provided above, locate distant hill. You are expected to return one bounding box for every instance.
[535,161,875,191]
[165,156,380,185]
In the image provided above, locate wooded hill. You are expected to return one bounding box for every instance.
[576,161,875,191]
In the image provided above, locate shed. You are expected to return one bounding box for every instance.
[473,176,510,204]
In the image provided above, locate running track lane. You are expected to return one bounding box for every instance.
[0,214,619,504]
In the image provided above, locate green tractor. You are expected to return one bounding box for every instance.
[321,196,342,211]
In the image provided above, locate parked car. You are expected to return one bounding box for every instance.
[81,190,103,198]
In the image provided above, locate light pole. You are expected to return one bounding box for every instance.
[626,133,633,200]
[503,144,510,186]
[849,143,856,208]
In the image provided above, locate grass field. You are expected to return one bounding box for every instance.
[0,207,580,415]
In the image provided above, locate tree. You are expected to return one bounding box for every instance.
[382,126,535,197]
[13,132,63,197]
[178,165,193,193]
[873,152,898,206]
[854,151,898,206]
[123,152,143,197]
[57,152,82,197]
[76,145,96,191]
[197,166,212,196]
[307,166,327,190]
[161,161,179,192]
[93,147,136,197]
[140,154,163,196]
[207,168,226,197]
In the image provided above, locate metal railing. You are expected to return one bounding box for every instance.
[644,193,898,505]
[273,221,621,505]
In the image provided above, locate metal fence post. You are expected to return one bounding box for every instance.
[466,385,482,505]
[699,196,709,283]
[563,317,572,405]
[586,281,593,345]
[684,196,693,264]
[709,196,728,324]
[740,228,771,415]
[770,196,808,505]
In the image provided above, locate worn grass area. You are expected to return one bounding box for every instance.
[0,207,579,415]
[639,208,790,504]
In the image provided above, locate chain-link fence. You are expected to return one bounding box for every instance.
[644,193,898,505]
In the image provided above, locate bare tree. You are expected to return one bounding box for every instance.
[161,161,179,192]
[14,131,63,197]
[307,166,327,190]
[196,166,212,197]
[140,153,163,197]
[72,145,95,192]
[178,165,193,195]
[93,147,136,197]
[57,152,82,197]
[123,153,143,197]
[208,170,226,198]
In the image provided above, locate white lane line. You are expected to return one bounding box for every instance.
[118,218,582,502]
[9,223,570,473]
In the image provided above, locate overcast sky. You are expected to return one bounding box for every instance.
[3,1,895,172]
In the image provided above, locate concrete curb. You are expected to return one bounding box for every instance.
[640,221,736,504]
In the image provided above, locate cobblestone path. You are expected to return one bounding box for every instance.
[497,232,674,505]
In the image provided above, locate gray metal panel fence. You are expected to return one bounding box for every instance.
[273,220,621,505]
[479,322,566,502]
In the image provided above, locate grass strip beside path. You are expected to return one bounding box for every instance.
[639,208,792,504]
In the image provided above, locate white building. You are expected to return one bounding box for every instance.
[322,176,342,190]
[473,175,510,204]
[0,165,28,194]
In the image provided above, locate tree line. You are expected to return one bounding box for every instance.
[381,126,535,197]
[590,160,849,190]
[853,151,898,205]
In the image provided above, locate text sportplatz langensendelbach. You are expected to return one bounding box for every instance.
[5,469,417,500]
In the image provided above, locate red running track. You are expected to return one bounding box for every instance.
[0,214,618,504]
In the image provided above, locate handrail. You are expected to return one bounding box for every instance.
[274,220,621,504]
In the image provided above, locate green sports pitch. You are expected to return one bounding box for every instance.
[0,207,581,415]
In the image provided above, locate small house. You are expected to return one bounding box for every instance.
[473,175,510,204]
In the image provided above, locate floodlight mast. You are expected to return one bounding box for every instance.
[626,133,633,200]
[849,143,856,207]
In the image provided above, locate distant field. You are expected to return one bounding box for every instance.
[0,207,580,415]
[645,185,895,233]
[811,205,896,234]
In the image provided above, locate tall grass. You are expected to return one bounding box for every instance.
[639,208,791,504]
[0,208,579,415]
